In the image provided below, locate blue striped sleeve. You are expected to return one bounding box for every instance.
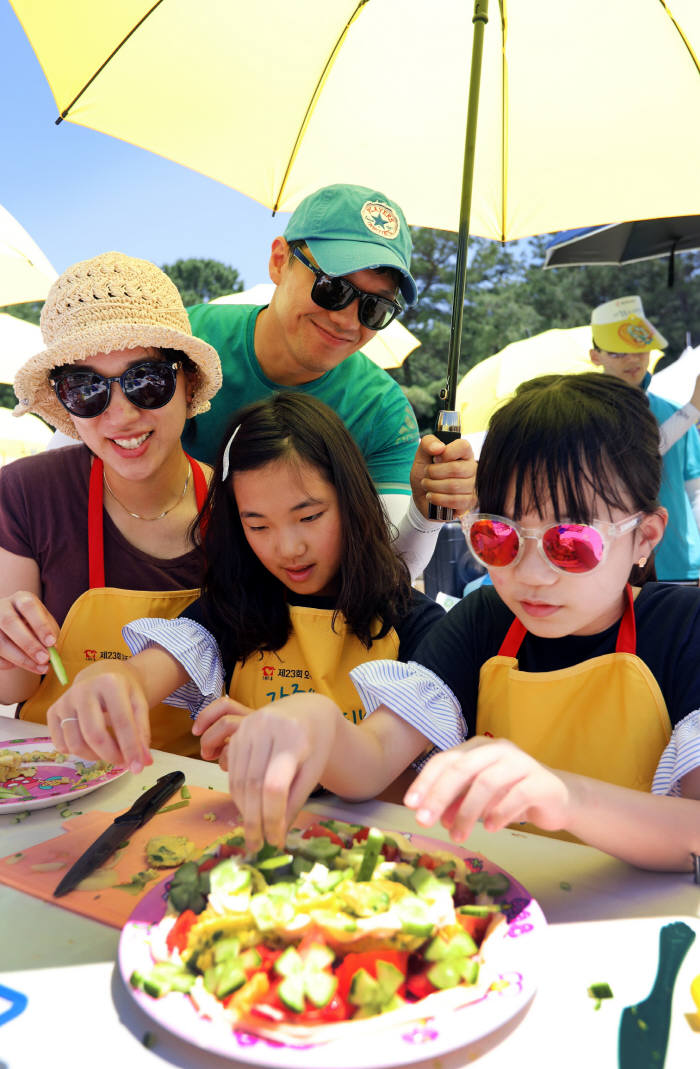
[652,708,700,797]
[122,617,225,718]
[350,659,466,760]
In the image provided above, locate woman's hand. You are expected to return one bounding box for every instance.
[225,693,341,852]
[404,736,571,841]
[192,696,256,766]
[0,590,60,674]
[46,660,153,775]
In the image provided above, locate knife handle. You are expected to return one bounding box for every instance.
[113,770,185,827]
[650,922,695,995]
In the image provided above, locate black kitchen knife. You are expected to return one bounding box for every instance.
[52,770,185,898]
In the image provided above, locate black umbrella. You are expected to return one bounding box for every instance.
[543,216,700,286]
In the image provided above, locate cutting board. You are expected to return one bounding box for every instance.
[0,786,242,928]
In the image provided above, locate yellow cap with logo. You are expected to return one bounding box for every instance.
[591,296,667,353]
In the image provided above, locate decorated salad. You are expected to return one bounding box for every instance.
[129,818,514,1044]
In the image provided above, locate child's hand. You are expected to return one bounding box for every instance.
[404,736,571,841]
[192,696,255,766]
[46,661,153,775]
[0,591,60,674]
[225,693,339,853]
[410,434,476,519]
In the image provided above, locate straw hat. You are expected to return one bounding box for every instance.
[13,251,223,438]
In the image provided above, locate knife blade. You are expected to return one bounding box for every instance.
[52,770,185,898]
[618,920,695,1069]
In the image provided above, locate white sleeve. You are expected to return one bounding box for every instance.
[380,494,442,582]
[652,708,700,796]
[685,476,700,531]
[122,617,225,716]
[657,403,700,456]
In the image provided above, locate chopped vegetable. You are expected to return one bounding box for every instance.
[588,981,614,1010]
[48,645,68,686]
[156,800,189,815]
[180,785,191,800]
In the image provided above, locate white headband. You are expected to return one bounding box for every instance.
[221,424,240,482]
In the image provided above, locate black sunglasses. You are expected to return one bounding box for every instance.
[50,360,181,419]
[292,247,402,331]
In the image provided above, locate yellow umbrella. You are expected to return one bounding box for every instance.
[11,1,699,240]
[210,284,419,370]
[456,326,664,434]
[0,204,57,307]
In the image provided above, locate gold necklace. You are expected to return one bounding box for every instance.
[103,466,190,521]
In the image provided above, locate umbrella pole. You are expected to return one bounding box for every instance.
[429,0,489,522]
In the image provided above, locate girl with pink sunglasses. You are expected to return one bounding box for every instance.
[212,374,699,871]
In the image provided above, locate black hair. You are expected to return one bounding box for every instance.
[476,373,662,582]
[192,392,412,666]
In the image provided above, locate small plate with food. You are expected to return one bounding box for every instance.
[0,736,126,814]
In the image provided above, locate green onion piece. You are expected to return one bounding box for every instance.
[156,800,189,814]
[180,785,191,800]
[48,646,68,686]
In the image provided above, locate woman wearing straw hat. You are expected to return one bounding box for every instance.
[0,252,221,759]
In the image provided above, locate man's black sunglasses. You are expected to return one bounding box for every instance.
[293,248,402,331]
[50,360,181,419]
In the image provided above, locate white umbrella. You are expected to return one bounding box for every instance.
[651,345,700,407]
[210,285,420,370]
[0,312,42,384]
[0,405,52,466]
[0,204,57,307]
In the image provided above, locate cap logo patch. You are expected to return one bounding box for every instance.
[618,317,654,349]
[361,201,400,240]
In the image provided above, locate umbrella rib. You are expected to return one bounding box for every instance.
[658,0,700,75]
[273,0,370,213]
[55,0,167,124]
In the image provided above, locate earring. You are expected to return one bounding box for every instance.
[637,556,647,568]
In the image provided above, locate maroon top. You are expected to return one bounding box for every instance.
[0,444,204,628]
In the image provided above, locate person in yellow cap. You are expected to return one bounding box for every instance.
[590,296,700,583]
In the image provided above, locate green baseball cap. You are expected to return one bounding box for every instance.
[284,184,417,306]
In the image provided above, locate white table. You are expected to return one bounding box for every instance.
[1,715,699,1068]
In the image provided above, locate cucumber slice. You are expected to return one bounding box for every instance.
[357,828,385,882]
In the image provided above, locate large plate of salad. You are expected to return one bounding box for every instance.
[119,811,545,1067]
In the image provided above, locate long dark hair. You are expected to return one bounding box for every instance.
[476,373,662,583]
[192,392,412,665]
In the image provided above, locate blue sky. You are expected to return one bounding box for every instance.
[1,4,287,289]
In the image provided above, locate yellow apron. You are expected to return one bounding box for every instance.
[476,585,671,840]
[230,604,399,724]
[20,455,208,758]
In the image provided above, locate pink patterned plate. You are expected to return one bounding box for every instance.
[0,736,126,814]
[119,814,545,1068]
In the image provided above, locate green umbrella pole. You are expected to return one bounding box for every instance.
[428,0,489,523]
[444,0,489,411]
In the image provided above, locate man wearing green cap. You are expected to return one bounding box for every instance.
[590,295,700,583]
[182,184,476,579]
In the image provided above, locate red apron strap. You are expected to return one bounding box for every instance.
[615,583,636,654]
[187,454,208,510]
[88,457,106,590]
[498,616,527,658]
[90,454,207,589]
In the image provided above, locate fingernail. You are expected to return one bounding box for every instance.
[130,760,143,775]
[404,792,418,806]
[417,808,433,823]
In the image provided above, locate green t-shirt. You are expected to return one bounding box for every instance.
[183,303,418,494]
